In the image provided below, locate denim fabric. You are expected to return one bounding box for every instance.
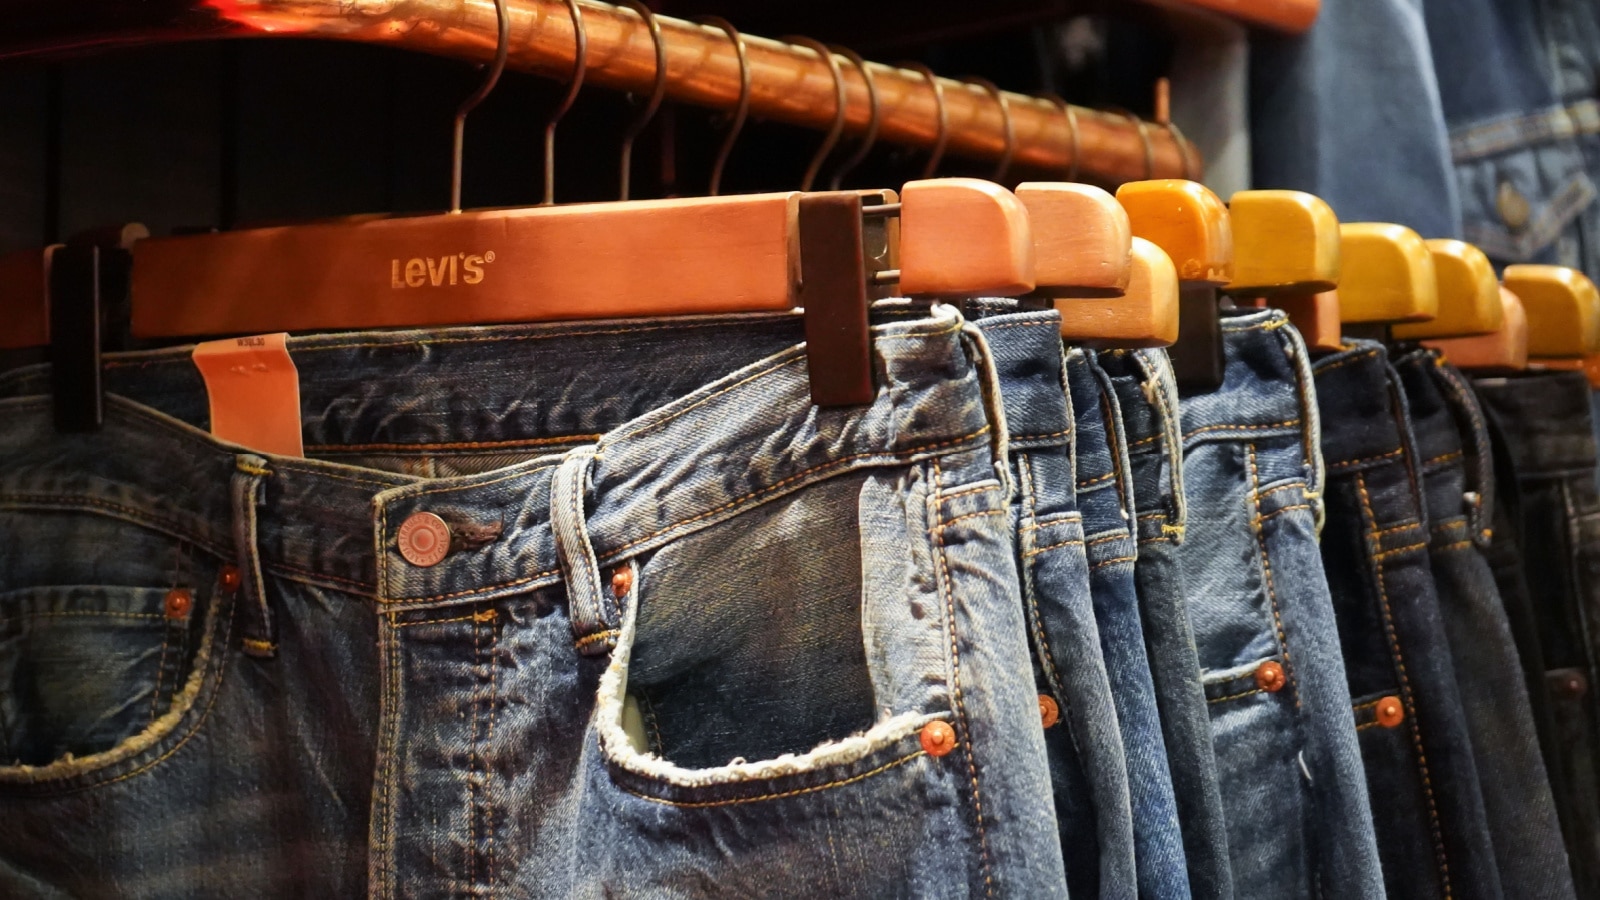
[1475,370,1600,896]
[975,309,1136,900]
[1097,348,1233,900]
[0,306,1070,897]
[1395,349,1575,900]
[1069,348,1191,900]
[1251,0,1462,239]
[1315,340,1502,900]
[1176,310,1383,899]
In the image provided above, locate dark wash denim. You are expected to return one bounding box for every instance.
[1096,348,1232,900]
[0,306,1071,897]
[1069,348,1191,900]
[1395,349,1575,900]
[1314,340,1502,900]
[973,307,1137,900]
[1475,370,1600,895]
[1176,310,1383,900]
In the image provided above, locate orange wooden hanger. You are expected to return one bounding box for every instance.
[1052,237,1179,349]
[1423,287,1528,373]
[1224,189,1342,351]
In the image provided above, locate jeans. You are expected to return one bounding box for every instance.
[0,306,1070,897]
[1176,310,1383,899]
[1314,340,1502,900]
[1394,349,1575,900]
[1068,348,1191,900]
[975,308,1136,900]
[1097,348,1233,900]
[1476,370,1600,896]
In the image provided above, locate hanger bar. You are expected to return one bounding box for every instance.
[1137,0,1319,34]
[0,0,1198,185]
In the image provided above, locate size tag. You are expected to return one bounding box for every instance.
[192,333,304,458]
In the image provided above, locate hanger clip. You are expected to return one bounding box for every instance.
[1170,286,1225,391]
[798,192,875,407]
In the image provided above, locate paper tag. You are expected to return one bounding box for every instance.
[192,333,304,458]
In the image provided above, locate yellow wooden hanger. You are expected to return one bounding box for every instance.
[1391,240,1502,340]
[1503,265,1600,359]
[1224,189,1342,351]
[1423,287,1528,373]
[1337,223,1439,336]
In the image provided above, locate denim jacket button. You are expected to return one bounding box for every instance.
[920,720,958,757]
[398,512,452,567]
[1037,695,1060,729]
[1376,695,1405,728]
[1497,180,1531,232]
[1255,660,1287,693]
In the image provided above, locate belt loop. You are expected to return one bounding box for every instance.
[957,313,1014,500]
[551,446,621,656]
[231,454,277,659]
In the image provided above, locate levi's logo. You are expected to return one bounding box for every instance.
[390,251,496,288]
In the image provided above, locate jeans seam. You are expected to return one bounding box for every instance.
[374,611,400,900]
[1248,444,1301,710]
[612,750,928,808]
[1356,471,1452,897]
[1016,456,1071,716]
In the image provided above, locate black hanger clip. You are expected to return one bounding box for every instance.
[798,192,878,407]
[49,224,142,433]
[1169,285,1225,392]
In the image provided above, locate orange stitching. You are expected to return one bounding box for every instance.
[1431,517,1468,533]
[977,320,1056,333]
[1374,519,1424,539]
[1357,471,1452,896]
[235,463,272,477]
[1016,457,1069,711]
[1086,533,1126,547]
[1424,451,1463,466]
[1091,554,1137,570]
[1011,428,1072,442]
[1256,481,1308,501]
[1183,419,1300,439]
[1076,472,1117,489]
[1437,539,1474,552]
[1019,511,1083,531]
[1249,444,1300,709]
[617,749,927,808]
[1373,541,1428,562]
[1253,504,1311,525]
[1314,348,1382,374]
[1327,448,1405,470]
[944,509,1006,529]
[1023,537,1087,558]
[395,611,500,628]
[241,637,276,653]
[574,629,621,650]
[940,484,998,504]
[310,435,600,454]
[1128,435,1159,448]
[1208,687,1263,704]
[0,610,162,622]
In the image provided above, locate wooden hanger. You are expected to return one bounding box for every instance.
[0,245,56,351]
[1423,287,1528,373]
[1015,182,1132,294]
[1115,178,1234,388]
[1336,223,1438,341]
[1502,265,1600,360]
[1053,237,1179,349]
[1224,189,1342,351]
[1391,240,1501,340]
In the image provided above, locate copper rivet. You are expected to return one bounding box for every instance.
[921,720,957,757]
[1255,660,1286,693]
[611,566,634,599]
[1376,695,1405,728]
[164,589,193,619]
[1567,673,1588,699]
[397,512,451,568]
[219,565,241,592]
[1038,695,1060,729]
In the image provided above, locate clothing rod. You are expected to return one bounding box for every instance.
[1140,0,1319,34]
[0,0,1200,185]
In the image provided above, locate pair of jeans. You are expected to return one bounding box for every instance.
[1174,310,1382,899]
[973,307,1136,899]
[1067,347,1190,899]
[1097,348,1233,900]
[1476,370,1600,896]
[0,305,1070,896]
[1394,349,1575,900]
[1315,340,1502,900]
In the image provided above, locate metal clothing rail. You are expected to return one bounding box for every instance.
[0,0,1200,185]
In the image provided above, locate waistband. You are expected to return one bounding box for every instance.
[1097,347,1187,538]
[0,306,998,609]
[1310,339,1412,472]
[1393,348,1496,542]
[973,310,1073,452]
[1473,370,1599,478]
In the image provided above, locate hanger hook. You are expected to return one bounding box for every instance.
[1036,92,1080,182]
[827,46,879,190]
[450,0,509,213]
[964,78,1014,184]
[786,36,846,192]
[1162,120,1195,181]
[542,0,587,207]
[1115,109,1156,181]
[902,62,948,179]
[616,0,666,201]
[695,16,749,197]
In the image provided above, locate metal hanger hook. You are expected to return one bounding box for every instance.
[964,78,1014,184]
[695,16,748,197]
[901,62,948,179]
[827,46,879,190]
[786,36,846,192]
[1117,109,1156,181]
[450,0,509,213]
[1036,92,1080,182]
[1162,120,1195,181]
[616,0,666,201]
[542,0,587,207]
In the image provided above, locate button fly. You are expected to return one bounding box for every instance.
[398,512,452,567]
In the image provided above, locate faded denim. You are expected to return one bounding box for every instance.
[1097,348,1232,900]
[1177,310,1383,899]
[1069,348,1191,900]
[1475,370,1600,896]
[974,306,1137,900]
[0,305,1070,897]
[1395,349,1574,900]
[1314,340,1502,900]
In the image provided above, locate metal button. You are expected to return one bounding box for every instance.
[1255,660,1287,693]
[164,588,193,619]
[1376,695,1405,728]
[1498,180,1531,232]
[1038,694,1060,729]
[398,512,451,568]
[920,720,958,757]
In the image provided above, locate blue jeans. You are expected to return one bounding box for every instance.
[1097,348,1233,900]
[974,306,1137,900]
[1476,370,1600,896]
[0,306,1070,896]
[1394,349,1575,900]
[1177,311,1383,899]
[1315,340,1502,900]
[1069,348,1191,900]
